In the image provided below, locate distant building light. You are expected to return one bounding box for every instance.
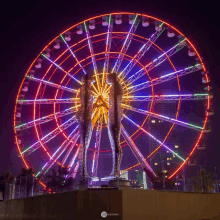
[151,120,155,123]
[165,176,167,178]
[175,183,177,186]
[170,158,172,160]
[173,155,175,158]
[167,151,169,153]
[175,145,179,148]
[163,170,167,173]
[167,158,169,160]
[167,163,170,165]
[154,163,158,165]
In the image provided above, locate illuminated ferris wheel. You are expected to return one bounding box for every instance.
[14,12,213,187]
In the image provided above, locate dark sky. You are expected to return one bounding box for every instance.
[1,0,220,177]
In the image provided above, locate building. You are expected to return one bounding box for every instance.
[147,101,180,179]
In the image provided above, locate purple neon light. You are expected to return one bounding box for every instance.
[124,115,185,161]
[111,14,138,73]
[60,35,87,75]
[41,54,82,85]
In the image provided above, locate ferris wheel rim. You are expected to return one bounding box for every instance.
[14,12,211,185]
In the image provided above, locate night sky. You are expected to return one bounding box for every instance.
[1,0,220,178]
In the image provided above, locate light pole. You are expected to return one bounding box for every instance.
[215,167,219,193]
[200,165,203,193]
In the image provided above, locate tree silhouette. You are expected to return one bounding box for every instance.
[191,169,216,193]
[45,165,77,193]
[0,171,14,200]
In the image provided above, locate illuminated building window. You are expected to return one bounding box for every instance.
[165,176,167,178]
[151,120,155,123]
[173,155,175,158]
[163,170,167,173]
[170,158,172,160]
[154,163,158,165]
[167,163,170,165]
[167,158,169,160]
[175,145,179,148]
[175,183,177,186]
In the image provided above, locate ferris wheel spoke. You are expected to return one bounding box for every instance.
[17,98,79,105]
[27,75,78,94]
[121,124,157,182]
[61,132,80,166]
[91,120,103,177]
[111,14,139,74]
[122,104,207,132]
[35,127,79,179]
[119,24,165,80]
[15,105,79,131]
[67,146,81,178]
[68,161,80,179]
[21,116,77,156]
[123,114,185,162]
[60,35,87,75]
[122,93,209,102]
[127,64,202,93]
[41,53,82,85]
[84,22,101,92]
[102,15,113,86]
[126,39,187,85]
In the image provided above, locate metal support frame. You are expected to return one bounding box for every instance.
[27,76,77,94]
[126,39,187,84]
[103,15,113,74]
[91,120,102,177]
[17,98,79,105]
[121,125,157,183]
[122,104,206,132]
[112,15,139,74]
[15,106,79,131]
[122,93,209,102]
[120,26,165,80]
[22,117,77,156]
[127,64,202,93]
[36,130,79,179]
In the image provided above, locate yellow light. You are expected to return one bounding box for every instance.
[175,183,177,186]
[154,163,158,165]
[175,145,179,148]
[167,163,170,165]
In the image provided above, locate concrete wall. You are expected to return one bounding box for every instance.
[122,188,220,220]
[0,188,220,220]
[0,189,122,220]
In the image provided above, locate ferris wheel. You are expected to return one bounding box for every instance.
[13,12,213,187]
